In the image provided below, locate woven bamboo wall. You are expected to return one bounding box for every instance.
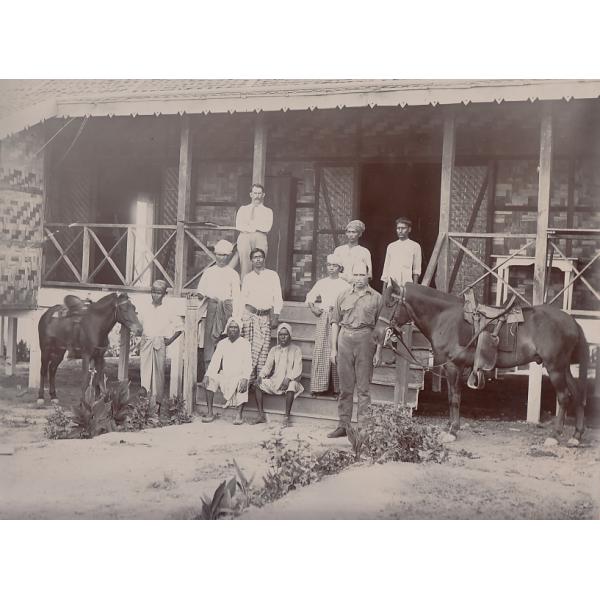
[0,126,45,309]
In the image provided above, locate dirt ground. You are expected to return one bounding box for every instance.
[1,358,599,519]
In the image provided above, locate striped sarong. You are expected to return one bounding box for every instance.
[241,311,271,381]
[310,308,339,394]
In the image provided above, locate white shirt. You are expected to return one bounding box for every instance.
[206,336,252,382]
[137,297,182,339]
[240,268,283,314]
[381,238,422,284]
[305,276,350,309]
[333,244,373,283]
[235,202,273,234]
[197,264,241,316]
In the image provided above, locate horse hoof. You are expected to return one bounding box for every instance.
[543,437,559,447]
[440,432,457,443]
[36,398,45,406]
[566,437,580,448]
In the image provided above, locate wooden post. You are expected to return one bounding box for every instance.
[118,327,130,381]
[394,325,413,406]
[252,113,267,186]
[0,316,5,358]
[81,226,91,283]
[183,295,201,413]
[125,226,135,285]
[174,114,193,296]
[6,317,17,376]
[527,104,553,424]
[169,334,184,399]
[28,310,44,389]
[436,110,456,293]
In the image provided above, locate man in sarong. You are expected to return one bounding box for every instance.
[138,280,183,411]
[196,239,240,378]
[254,323,304,427]
[240,247,283,389]
[201,316,252,425]
[305,254,349,395]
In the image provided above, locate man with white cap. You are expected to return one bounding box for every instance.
[328,260,382,438]
[201,315,252,424]
[305,253,349,395]
[333,219,373,283]
[253,322,304,427]
[235,183,273,280]
[196,239,241,376]
[137,279,183,411]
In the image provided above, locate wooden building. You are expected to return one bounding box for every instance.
[1,79,599,421]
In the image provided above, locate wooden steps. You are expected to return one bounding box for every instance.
[195,300,428,423]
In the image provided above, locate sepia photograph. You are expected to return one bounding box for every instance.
[1,77,598,522]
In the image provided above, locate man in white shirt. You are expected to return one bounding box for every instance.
[381,217,422,288]
[240,247,283,388]
[201,316,252,425]
[235,183,273,280]
[137,279,183,411]
[333,219,373,283]
[196,239,241,376]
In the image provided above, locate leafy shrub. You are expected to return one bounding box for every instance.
[167,395,192,425]
[71,395,113,438]
[16,340,30,362]
[44,406,72,439]
[130,387,159,430]
[364,404,448,464]
[196,478,238,520]
[106,380,133,429]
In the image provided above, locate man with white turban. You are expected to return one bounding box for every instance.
[138,279,183,411]
[201,316,252,424]
[305,253,349,395]
[333,219,373,283]
[253,323,304,427]
[196,239,240,377]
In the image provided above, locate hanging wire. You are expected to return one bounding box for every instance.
[57,115,90,165]
[33,117,77,155]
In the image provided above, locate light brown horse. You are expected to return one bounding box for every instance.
[373,281,589,445]
[37,292,143,402]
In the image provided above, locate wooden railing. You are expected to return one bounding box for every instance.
[42,222,237,293]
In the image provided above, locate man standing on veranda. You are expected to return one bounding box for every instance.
[235,183,273,280]
[196,239,240,378]
[381,217,422,288]
[138,279,183,411]
[328,261,382,439]
[240,248,283,417]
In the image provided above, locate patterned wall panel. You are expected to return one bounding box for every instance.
[448,165,489,299]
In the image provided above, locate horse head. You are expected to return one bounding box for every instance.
[115,293,143,336]
[372,278,412,346]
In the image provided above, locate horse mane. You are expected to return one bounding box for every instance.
[406,283,463,307]
[90,293,118,311]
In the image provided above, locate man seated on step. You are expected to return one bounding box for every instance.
[253,322,304,427]
[201,316,252,425]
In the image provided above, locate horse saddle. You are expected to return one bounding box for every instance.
[463,290,524,390]
[59,295,92,358]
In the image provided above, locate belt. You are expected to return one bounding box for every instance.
[340,325,373,332]
[245,304,271,316]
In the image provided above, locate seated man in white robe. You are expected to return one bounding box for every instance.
[201,316,252,425]
[253,322,304,427]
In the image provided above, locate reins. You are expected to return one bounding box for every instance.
[380,288,511,371]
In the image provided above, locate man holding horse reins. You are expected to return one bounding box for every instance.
[137,280,183,412]
[327,260,383,438]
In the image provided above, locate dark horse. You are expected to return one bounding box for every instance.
[37,292,143,403]
[373,281,589,446]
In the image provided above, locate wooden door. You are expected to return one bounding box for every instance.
[238,175,295,297]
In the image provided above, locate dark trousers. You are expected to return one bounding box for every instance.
[336,328,375,428]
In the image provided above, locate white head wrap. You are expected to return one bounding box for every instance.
[277,322,292,337]
[214,239,234,254]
